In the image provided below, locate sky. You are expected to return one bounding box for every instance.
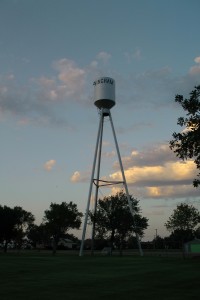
[1,0,200,242]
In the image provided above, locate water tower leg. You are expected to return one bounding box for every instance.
[91,111,104,255]
[79,112,104,256]
[109,112,143,256]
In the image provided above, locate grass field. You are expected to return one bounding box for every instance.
[0,251,200,300]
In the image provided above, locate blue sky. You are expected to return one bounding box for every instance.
[1,0,200,241]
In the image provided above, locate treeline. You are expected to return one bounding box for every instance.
[0,201,82,254]
[0,191,148,254]
[1,192,200,254]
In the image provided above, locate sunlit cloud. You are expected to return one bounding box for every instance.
[107,143,199,198]
[70,142,199,199]
[53,58,86,95]
[43,159,56,171]
[37,58,86,102]
[71,171,81,182]
[189,56,200,75]
[146,185,198,198]
[194,56,200,64]
[110,160,197,186]
[70,170,90,183]
[189,65,200,75]
[0,57,88,126]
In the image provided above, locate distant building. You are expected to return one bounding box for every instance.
[36,238,77,250]
[57,238,76,249]
[184,239,200,256]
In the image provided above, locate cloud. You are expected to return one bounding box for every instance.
[43,159,56,171]
[96,51,111,63]
[70,142,199,199]
[103,150,115,158]
[70,171,90,183]
[0,58,88,126]
[189,65,200,76]
[110,160,197,186]
[52,58,86,96]
[145,185,199,198]
[1,54,200,128]
[35,58,87,105]
[194,56,200,64]
[108,143,199,198]
[71,171,81,182]
[188,56,200,75]
[116,121,154,135]
[114,144,177,169]
[114,60,200,109]
[87,52,112,76]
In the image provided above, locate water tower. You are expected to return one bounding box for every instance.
[79,77,143,256]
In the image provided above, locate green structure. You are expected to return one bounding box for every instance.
[184,239,200,255]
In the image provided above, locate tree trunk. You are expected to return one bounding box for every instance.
[181,238,185,259]
[110,229,115,255]
[118,235,124,256]
[4,240,8,253]
[52,238,57,255]
[119,240,123,256]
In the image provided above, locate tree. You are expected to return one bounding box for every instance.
[43,202,83,254]
[165,203,200,245]
[194,226,200,239]
[13,206,35,250]
[169,85,200,187]
[89,191,148,254]
[0,205,34,252]
[153,235,165,249]
[27,223,51,249]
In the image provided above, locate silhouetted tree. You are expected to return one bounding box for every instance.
[165,203,200,247]
[27,223,51,249]
[153,235,165,249]
[126,236,138,249]
[170,85,200,187]
[0,205,34,252]
[43,202,83,254]
[89,191,148,254]
[194,226,200,239]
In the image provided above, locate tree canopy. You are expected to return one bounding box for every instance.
[43,201,83,254]
[169,85,200,187]
[0,205,34,252]
[89,191,148,253]
[27,223,51,248]
[165,203,200,244]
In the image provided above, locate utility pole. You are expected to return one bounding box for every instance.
[154,228,157,249]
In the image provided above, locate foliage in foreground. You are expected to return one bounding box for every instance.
[170,85,200,187]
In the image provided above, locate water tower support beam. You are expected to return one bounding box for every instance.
[109,112,143,256]
[79,111,104,257]
[91,110,104,255]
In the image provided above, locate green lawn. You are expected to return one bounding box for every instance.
[0,252,200,300]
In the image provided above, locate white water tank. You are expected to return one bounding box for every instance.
[93,77,115,109]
